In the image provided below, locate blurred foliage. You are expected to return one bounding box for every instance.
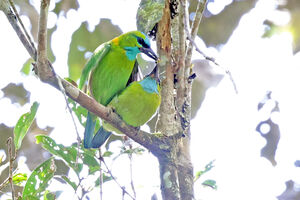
[278,180,300,200]
[264,0,300,53]
[53,0,79,16]
[47,26,57,63]
[191,60,224,118]
[1,83,30,106]
[136,0,164,34]
[189,0,258,46]
[14,101,39,150]
[13,0,39,40]
[256,91,280,166]
[68,19,122,81]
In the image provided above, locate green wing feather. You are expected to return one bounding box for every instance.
[79,43,111,90]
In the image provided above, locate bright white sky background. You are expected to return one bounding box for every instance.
[1,0,300,199]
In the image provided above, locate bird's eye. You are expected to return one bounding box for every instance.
[137,37,150,48]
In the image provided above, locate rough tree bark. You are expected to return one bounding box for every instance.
[0,0,207,199]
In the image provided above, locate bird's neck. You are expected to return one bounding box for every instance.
[139,77,159,94]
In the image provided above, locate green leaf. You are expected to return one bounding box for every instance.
[43,190,56,200]
[102,151,113,157]
[81,150,100,174]
[202,179,217,190]
[137,0,164,33]
[21,58,34,75]
[68,99,101,133]
[14,102,39,150]
[13,173,27,185]
[35,135,82,174]
[36,135,100,175]
[68,98,87,126]
[95,174,113,187]
[61,175,77,191]
[23,158,56,199]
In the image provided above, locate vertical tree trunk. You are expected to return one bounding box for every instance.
[154,0,196,199]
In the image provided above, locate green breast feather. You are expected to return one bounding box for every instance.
[104,76,161,135]
[89,43,136,105]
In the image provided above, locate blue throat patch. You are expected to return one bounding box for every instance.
[124,47,140,61]
[139,77,159,94]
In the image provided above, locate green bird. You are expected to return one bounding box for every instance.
[79,31,157,148]
[91,65,161,148]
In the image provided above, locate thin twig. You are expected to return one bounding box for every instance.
[7,137,15,200]
[8,0,36,52]
[0,0,36,59]
[0,166,18,191]
[99,149,103,200]
[186,34,219,66]
[128,144,136,199]
[100,156,136,200]
[224,68,238,94]
[185,0,207,67]
[0,176,9,191]
[56,69,81,164]
[185,29,239,93]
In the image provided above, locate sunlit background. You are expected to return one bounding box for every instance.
[1,0,300,199]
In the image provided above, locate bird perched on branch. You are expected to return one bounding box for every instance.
[79,31,157,148]
[91,65,161,148]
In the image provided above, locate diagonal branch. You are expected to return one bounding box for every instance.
[0,0,166,156]
[8,0,35,53]
[0,0,36,59]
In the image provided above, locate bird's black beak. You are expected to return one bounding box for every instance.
[139,47,158,61]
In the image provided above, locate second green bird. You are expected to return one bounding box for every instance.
[91,66,161,148]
